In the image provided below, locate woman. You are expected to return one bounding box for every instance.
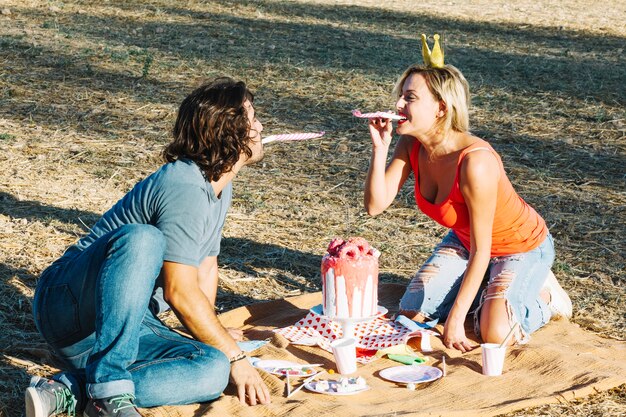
[364,64,572,352]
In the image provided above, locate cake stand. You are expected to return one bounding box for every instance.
[309,304,388,339]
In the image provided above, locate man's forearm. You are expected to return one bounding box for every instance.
[167,288,241,358]
[162,261,240,358]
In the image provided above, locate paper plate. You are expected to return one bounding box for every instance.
[304,379,370,396]
[254,359,318,377]
[379,365,443,384]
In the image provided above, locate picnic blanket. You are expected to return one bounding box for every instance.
[142,284,626,417]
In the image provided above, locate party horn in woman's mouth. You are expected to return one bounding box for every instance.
[352,109,405,120]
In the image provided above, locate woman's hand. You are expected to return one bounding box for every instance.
[368,117,393,149]
[443,316,476,353]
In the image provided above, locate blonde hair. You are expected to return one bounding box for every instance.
[393,64,470,135]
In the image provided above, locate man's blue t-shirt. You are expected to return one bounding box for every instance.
[62,159,232,312]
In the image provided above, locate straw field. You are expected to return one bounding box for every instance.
[0,0,624,416]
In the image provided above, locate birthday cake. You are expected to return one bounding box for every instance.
[321,237,380,319]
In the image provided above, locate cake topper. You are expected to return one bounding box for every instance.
[421,33,444,68]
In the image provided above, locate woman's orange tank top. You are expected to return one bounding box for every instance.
[410,139,548,256]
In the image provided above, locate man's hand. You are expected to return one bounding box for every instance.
[162,261,268,404]
[230,359,271,406]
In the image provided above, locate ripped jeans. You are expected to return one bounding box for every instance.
[399,231,555,344]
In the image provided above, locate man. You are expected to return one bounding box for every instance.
[25,77,271,417]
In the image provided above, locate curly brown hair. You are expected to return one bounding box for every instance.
[163,77,254,182]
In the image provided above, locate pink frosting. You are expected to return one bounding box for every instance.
[321,237,379,318]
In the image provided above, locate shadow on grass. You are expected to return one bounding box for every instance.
[12,1,625,104]
[220,236,406,300]
[1,1,623,194]
[0,264,41,347]
[473,130,624,195]
[0,262,48,413]
[0,191,370,305]
[0,191,99,235]
[3,0,625,138]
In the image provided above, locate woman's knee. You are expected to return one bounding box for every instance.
[478,298,517,345]
[399,259,465,319]
[480,319,513,344]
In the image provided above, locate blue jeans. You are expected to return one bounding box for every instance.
[33,224,230,407]
[399,231,555,343]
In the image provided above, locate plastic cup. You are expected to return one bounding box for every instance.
[481,343,507,376]
[330,338,357,375]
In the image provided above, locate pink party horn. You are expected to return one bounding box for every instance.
[261,131,325,144]
[352,109,404,121]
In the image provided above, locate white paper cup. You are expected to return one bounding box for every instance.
[330,338,357,375]
[481,343,507,376]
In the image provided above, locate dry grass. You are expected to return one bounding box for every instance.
[1,0,624,416]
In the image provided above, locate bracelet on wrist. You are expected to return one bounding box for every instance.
[228,351,247,364]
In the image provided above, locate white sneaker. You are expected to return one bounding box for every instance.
[542,270,572,319]
[25,376,76,417]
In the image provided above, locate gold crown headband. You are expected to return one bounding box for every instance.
[421,34,444,68]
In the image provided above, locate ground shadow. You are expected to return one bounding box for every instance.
[0,263,48,410]
[0,191,403,308]
[220,236,406,300]
[470,129,624,194]
[3,3,622,193]
[0,191,99,234]
[0,264,42,351]
[13,2,624,106]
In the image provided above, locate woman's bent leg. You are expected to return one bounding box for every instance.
[476,235,555,344]
[399,232,471,323]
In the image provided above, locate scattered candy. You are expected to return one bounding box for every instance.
[315,380,330,392]
[407,382,416,391]
[312,377,368,393]
[272,367,316,376]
